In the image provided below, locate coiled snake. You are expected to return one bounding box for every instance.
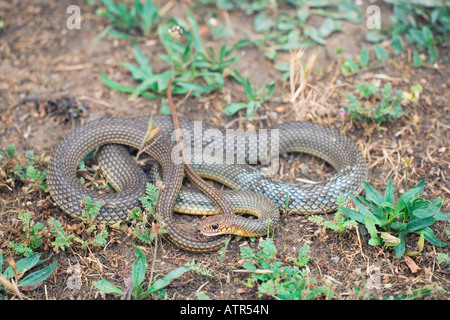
[47,116,367,253]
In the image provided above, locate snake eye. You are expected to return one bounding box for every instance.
[212,223,219,230]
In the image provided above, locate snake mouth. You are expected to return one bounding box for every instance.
[200,230,223,237]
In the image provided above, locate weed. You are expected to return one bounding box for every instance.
[344,82,405,124]
[0,253,57,299]
[208,0,361,61]
[367,0,449,64]
[48,218,75,252]
[9,211,45,257]
[81,196,105,228]
[340,179,448,258]
[239,239,332,299]
[341,46,388,77]
[95,0,162,40]
[308,194,358,232]
[127,183,162,245]
[436,253,450,266]
[224,71,275,119]
[94,246,191,299]
[101,12,248,101]
[0,145,47,191]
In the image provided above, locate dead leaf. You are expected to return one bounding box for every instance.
[403,256,421,274]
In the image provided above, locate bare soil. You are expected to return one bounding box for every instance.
[0,0,449,301]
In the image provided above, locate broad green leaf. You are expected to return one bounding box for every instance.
[246,101,258,118]
[121,62,148,80]
[303,26,325,45]
[384,178,394,204]
[19,262,57,287]
[365,216,381,246]
[391,35,403,55]
[129,77,157,100]
[363,181,384,205]
[394,236,406,258]
[4,253,40,279]
[131,43,153,75]
[132,247,147,287]
[94,279,124,295]
[223,103,248,116]
[413,51,422,67]
[348,194,381,225]
[174,81,212,95]
[374,45,389,62]
[142,267,190,299]
[396,179,425,214]
[421,227,447,247]
[365,31,387,43]
[413,208,450,221]
[186,10,204,54]
[254,11,274,33]
[359,48,369,67]
[339,206,365,224]
[401,216,435,235]
[318,18,341,38]
[243,77,253,99]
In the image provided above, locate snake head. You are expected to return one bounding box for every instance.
[199,215,235,237]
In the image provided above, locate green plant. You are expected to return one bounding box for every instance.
[436,253,450,266]
[0,253,57,298]
[48,218,75,252]
[94,246,191,299]
[101,12,247,101]
[127,183,162,245]
[224,72,275,119]
[9,211,45,257]
[344,82,405,124]
[366,0,449,64]
[239,239,332,299]
[80,196,109,248]
[81,196,104,227]
[0,145,47,191]
[340,179,448,258]
[341,47,370,76]
[341,46,389,77]
[308,194,358,232]
[95,0,162,40]
[210,0,361,60]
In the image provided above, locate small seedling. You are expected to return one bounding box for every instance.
[344,82,405,124]
[224,72,275,119]
[48,218,75,252]
[1,145,48,191]
[9,211,45,257]
[308,194,358,232]
[239,239,332,299]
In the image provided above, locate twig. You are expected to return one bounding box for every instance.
[232,269,274,274]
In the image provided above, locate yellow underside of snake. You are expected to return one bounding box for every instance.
[47,116,368,253]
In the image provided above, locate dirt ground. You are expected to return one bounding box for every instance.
[0,0,449,301]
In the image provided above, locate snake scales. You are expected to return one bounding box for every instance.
[47,116,368,253]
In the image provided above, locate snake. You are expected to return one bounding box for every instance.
[47,115,368,253]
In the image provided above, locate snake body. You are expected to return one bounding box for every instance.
[47,116,367,252]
